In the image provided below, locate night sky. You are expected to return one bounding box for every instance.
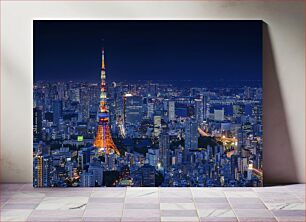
[34,20,262,83]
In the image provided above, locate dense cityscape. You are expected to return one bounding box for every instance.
[33,51,263,187]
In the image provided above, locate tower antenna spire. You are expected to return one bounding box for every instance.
[94,45,120,156]
[101,38,105,52]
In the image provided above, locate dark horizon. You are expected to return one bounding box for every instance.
[34,20,262,83]
[33,79,262,89]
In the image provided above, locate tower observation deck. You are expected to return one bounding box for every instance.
[93,48,120,155]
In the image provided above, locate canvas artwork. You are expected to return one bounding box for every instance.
[33,21,263,187]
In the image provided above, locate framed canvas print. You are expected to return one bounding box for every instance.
[33,20,263,187]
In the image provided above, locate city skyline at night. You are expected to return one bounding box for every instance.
[33,21,263,187]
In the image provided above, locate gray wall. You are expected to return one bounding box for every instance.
[1,1,305,184]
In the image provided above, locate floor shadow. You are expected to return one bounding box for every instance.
[263,22,298,186]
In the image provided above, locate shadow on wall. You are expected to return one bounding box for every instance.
[263,23,298,185]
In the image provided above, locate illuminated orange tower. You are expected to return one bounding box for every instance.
[93,48,120,155]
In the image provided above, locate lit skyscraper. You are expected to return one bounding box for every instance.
[33,155,52,187]
[153,116,162,137]
[70,88,80,102]
[141,164,155,187]
[33,107,43,142]
[79,88,90,122]
[80,172,95,187]
[194,98,204,124]
[146,148,159,167]
[233,104,245,118]
[159,133,170,168]
[125,95,143,126]
[53,100,63,126]
[214,109,224,122]
[42,155,52,187]
[168,100,175,121]
[33,156,43,187]
[185,118,198,150]
[147,102,154,119]
[203,95,207,120]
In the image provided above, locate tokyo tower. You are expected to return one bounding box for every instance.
[93,48,120,156]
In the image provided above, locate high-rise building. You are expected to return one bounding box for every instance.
[247,162,253,180]
[79,88,90,122]
[185,118,198,150]
[168,101,175,121]
[33,155,52,187]
[194,98,204,124]
[153,116,162,137]
[252,104,262,123]
[125,95,143,126]
[80,172,95,187]
[230,155,238,180]
[244,87,251,100]
[214,109,224,121]
[78,152,84,170]
[203,95,208,120]
[141,164,155,187]
[70,88,80,102]
[33,156,43,187]
[33,107,43,142]
[42,155,52,187]
[53,100,63,126]
[233,104,245,118]
[159,133,170,168]
[104,153,117,171]
[147,102,154,119]
[146,148,159,167]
